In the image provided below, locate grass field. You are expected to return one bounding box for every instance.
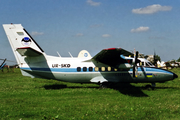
[0,68,180,120]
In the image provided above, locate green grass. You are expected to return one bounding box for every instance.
[0,68,180,120]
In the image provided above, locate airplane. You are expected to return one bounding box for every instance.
[0,59,6,70]
[2,24,178,89]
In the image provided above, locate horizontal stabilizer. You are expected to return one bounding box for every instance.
[16,47,43,57]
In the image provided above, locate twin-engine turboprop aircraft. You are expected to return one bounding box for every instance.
[3,24,178,88]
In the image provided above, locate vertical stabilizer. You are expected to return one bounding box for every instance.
[3,24,44,66]
[3,24,55,79]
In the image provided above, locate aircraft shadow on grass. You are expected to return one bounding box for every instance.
[43,83,180,97]
[108,83,149,97]
[43,84,98,90]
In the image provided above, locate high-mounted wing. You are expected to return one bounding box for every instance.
[92,48,134,67]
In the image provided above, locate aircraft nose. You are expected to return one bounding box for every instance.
[173,73,178,79]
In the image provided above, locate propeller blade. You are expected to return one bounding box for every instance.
[135,51,139,64]
[133,51,139,77]
[133,65,136,77]
[153,51,157,66]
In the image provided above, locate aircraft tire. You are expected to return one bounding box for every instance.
[145,84,152,90]
[99,82,109,89]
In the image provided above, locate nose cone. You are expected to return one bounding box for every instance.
[173,73,178,79]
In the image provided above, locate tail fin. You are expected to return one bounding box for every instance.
[3,24,44,65]
[3,24,55,79]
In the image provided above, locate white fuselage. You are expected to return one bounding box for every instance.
[20,54,176,84]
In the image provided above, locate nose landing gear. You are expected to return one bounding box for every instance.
[145,83,156,90]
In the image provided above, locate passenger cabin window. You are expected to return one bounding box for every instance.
[77,67,81,72]
[101,67,105,71]
[83,67,87,72]
[107,67,111,71]
[95,67,99,71]
[89,67,93,71]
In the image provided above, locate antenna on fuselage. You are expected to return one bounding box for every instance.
[57,51,61,57]
[68,52,73,58]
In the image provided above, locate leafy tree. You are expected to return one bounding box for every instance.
[155,55,161,62]
[145,54,161,66]
[177,57,180,62]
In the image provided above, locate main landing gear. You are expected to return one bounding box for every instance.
[99,82,111,88]
[145,83,156,90]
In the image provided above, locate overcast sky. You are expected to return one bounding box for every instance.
[0,0,180,64]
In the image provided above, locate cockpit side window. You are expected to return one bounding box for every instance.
[140,62,145,66]
[146,62,150,67]
[148,62,153,66]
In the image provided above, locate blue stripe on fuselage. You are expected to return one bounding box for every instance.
[20,67,173,75]
[21,67,77,72]
[128,67,173,74]
[144,67,173,74]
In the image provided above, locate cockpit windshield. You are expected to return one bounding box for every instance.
[145,62,154,67]
[148,62,153,66]
[138,58,155,67]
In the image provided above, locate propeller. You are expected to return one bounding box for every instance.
[153,51,158,67]
[133,51,140,77]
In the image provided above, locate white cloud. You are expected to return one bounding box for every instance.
[131,26,150,33]
[102,34,111,38]
[132,4,172,14]
[74,33,83,37]
[87,0,101,6]
[31,31,44,36]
